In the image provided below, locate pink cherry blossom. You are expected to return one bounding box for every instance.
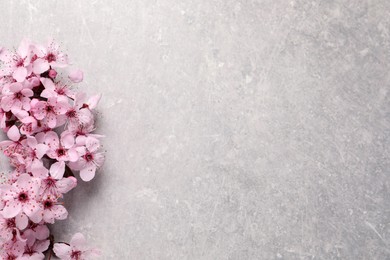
[1,82,33,113]
[0,39,103,258]
[19,238,50,260]
[69,137,104,182]
[1,174,42,223]
[32,97,69,128]
[54,233,101,260]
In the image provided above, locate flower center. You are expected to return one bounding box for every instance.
[44,200,53,209]
[18,192,28,202]
[7,254,17,260]
[16,58,24,67]
[66,109,77,118]
[47,53,56,63]
[44,177,56,187]
[6,219,16,229]
[14,92,22,99]
[71,250,82,259]
[56,148,66,157]
[46,105,54,112]
[84,152,94,162]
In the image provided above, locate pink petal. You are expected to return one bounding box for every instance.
[94,153,105,167]
[86,137,100,152]
[78,109,93,125]
[9,82,23,93]
[12,67,28,82]
[40,77,56,90]
[80,164,97,182]
[32,101,47,120]
[50,161,65,179]
[17,38,31,58]
[11,240,25,257]
[46,112,57,128]
[29,160,49,178]
[16,173,32,186]
[35,143,49,159]
[1,95,14,111]
[87,94,102,109]
[21,96,31,110]
[61,132,75,149]
[44,131,59,149]
[7,125,21,141]
[52,204,68,220]
[35,239,50,253]
[68,69,84,83]
[27,136,38,148]
[33,58,50,74]
[70,232,87,248]
[57,176,77,194]
[67,148,79,162]
[21,88,34,97]
[53,243,71,258]
[54,101,70,115]
[43,209,55,223]
[15,212,28,229]
[2,200,22,218]
[23,200,42,222]
[35,224,50,240]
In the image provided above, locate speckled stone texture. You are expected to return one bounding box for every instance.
[1,0,390,259]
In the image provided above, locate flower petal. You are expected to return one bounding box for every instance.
[12,67,27,82]
[33,58,50,74]
[2,200,22,218]
[50,161,65,179]
[80,164,97,182]
[53,243,71,258]
[15,212,29,229]
[7,125,20,141]
[35,143,49,159]
[68,69,84,83]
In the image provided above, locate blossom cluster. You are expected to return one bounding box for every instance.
[0,39,103,259]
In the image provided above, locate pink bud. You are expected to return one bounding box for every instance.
[68,69,83,83]
[49,69,57,79]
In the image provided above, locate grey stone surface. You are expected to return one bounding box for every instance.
[1,0,390,259]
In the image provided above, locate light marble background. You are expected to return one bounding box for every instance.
[1,0,390,259]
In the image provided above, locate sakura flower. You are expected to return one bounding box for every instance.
[53,233,101,260]
[1,174,42,223]
[31,97,69,128]
[22,222,49,242]
[19,238,50,260]
[0,240,25,260]
[41,195,67,223]
[32,39,68,74]
[0,38,33,82]
[40,77,74,102]
[1,82,33,113]
[45,131,79,179]
[40,176,77,198]
[69,137,104,182]
[20,116,39,136]
[0,39,103,259]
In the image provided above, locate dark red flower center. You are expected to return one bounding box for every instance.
[18,192,28,202]
[47,53,56,63]
[6,219,16,229]
[66,109,77,118]
[56,148,66,157]
[44,200,53,209]
[46,105,54,112]
[71,250,82,259]
[14,92,22,99]
[84,152,94,162]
